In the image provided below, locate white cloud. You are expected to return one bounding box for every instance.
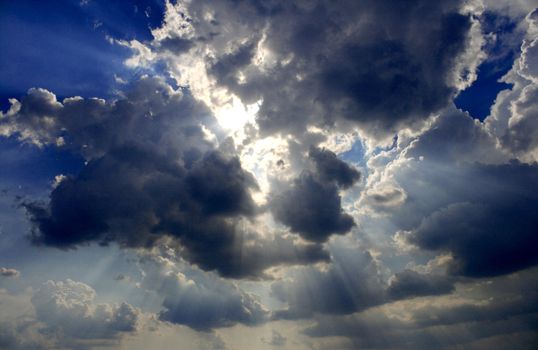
[32,279,139,346]
[486,8,538,162]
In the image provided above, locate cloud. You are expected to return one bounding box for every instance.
[144,0,483,139]
[1,2,538,349]
[0,279,139,350]
[303,268,538,349]
[361,184,407,213]
[360,105,538,278]
[270,173,355,242]
[308,146,360,189]
[158,37,195,54]
[0,77,328,279]
[404,106,507,163]
[261,330,287,347]
[137,252,269,331]
[0,77,216,156]
[0,322,47,350]
[159,271,268,331]
[31,279,139,347]
[0,267,20,277]
[486,8,538,162]
[387,270,454,300]
[271,241,386,319]
[407,169,538,278]
[0,289,49,350]
[270,147,360,242]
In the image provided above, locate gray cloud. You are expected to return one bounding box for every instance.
[31,279,139,347]
[0,77,328,279]
[157,0,479,138]
[158,37,195,54]
[407,171,538,278]
[503,85,538,155]
[159,271,268,331]
[1,2,538,349]
[308,146,360,189]
[0,322,47,350]
[387,270,454,300]
[0,267,20,277]
[486,8,538,162]
[362,106,538,278]
[304,269,538,349]
[137,252,268,331]
[270,173,355,242]
[405,107,506,163]
[261,330,287,347]
[270,147,360,242]
[271,242,386,319]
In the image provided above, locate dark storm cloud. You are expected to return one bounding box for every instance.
[308,146,360,189]
[271,243,386,319]
[176,0,476,137]
[408,164,538,278]
[24,147,257,248]
[185,234,330,279]
[270,147,360,242]
[305,311,538,350]
[1,77,328,279]
[184,151,258,216]
[270,173,355,242]
[377,109,538,278]
[303,269,538,350]
[387,270,454,300]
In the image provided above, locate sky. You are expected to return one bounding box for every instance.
[0,0,538,349]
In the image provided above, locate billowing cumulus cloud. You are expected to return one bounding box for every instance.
[136,251,269,331]
[1,1,538,349]
[487,8,538,162]
[270,173,355,242]
[407,166,538,278]
[372,111,538,277]
[0,289,49,350]
[32,279,139,348]
[308,146,361,189]
[1,77,328,278]
[0,279,140,350]
[270,147,360,242]
[159,271,268,331]
[147,0,483,139]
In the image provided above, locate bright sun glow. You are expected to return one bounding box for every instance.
[214,96,260,132]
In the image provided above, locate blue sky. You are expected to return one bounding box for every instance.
[0,0,165,101]
[454,10,519,120]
